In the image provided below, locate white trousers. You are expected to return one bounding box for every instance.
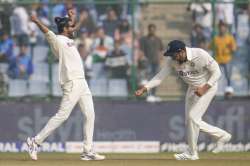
[35,79,95,152]
[185,83,228,154]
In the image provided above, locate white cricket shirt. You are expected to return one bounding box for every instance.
[145,47,221,90]
[45,31,85,85]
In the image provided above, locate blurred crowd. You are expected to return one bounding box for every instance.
[0,0,144,96]
[0,0,250,99]
[188,0,250,98]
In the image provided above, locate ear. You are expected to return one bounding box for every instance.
[63,26,69,32]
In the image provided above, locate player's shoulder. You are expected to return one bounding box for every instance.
[190,47,210,57]
[189,47,207,53]
[189,47,214,63]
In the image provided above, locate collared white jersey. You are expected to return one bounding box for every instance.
[145,47,221,90]
[45,31,85,85]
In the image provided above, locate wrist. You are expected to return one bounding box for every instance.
[142,86,148,92]
[204,84,211,90]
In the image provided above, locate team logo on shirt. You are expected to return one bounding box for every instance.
[67,42,75,47]
[178,70,199,76]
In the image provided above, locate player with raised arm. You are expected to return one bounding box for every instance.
[135,40,232,160]
[26,10,105,161]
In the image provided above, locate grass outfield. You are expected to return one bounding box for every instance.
[0,152,250,166]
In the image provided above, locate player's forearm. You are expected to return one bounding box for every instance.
[145,79,163,90]
[207,63,221,86]
[67,8,77,27]
[145,65,169,90]
[33,20,49,34]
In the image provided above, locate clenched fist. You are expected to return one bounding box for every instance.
[194,84,211,97]
[30,14,39,23]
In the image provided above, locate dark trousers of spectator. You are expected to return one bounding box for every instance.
[17,34,29,46]
[220,63,232,87]
[147,63,158,96]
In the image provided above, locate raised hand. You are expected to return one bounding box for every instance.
[30,14,39,23]
[30,14,49,33]
[68,8,75,17]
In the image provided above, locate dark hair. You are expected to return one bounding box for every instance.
[218,20,227,27]
[148,23,156,30]
[194,23,203,29]
[95,26,104,33]
[114,39,121,45]
[54,17,70,33]
[119,19,130,33]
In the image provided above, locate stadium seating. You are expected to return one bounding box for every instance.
[108,79,128,97]
[8,79,28,97]
[0,63,8,73]
[28,80,49,96]
[89,79,108,97]
[33,46,48,63]
[30,63,49,82]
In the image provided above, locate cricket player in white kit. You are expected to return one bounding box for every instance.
[135,40,232,160]
[26,11,105,161]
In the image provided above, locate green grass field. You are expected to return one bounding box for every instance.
[0,152,249,166]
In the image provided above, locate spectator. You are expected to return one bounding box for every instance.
[0,5,11,33]
[131,30,149,88]
[78,43,91,79]
[37,1,49,19]
[95,0,122,17]
[118,19,133,65]
[52,0,77,19]
[134,41,147,86]
[188,1,212,39]
[90,38,109,79]
[52,0,66,18]
[190,23,208,49]
[116,19,131,40]
[8,45,33,79]
[0,32,14,63]
[36,1,51,27]
[75,28,93,55]
[62,0,77,16]
[139,24,163,100]
[90,27,113,79]
[102,8,120,38]
[211,21,237,97]
[117,19,130,36]
[79,8,97,34]
[78,43,88,61]
[10,6,30,47]
[105,40,128,79]
[216,0,235,33]
[91,26,114,51]
[28,17,40,58]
